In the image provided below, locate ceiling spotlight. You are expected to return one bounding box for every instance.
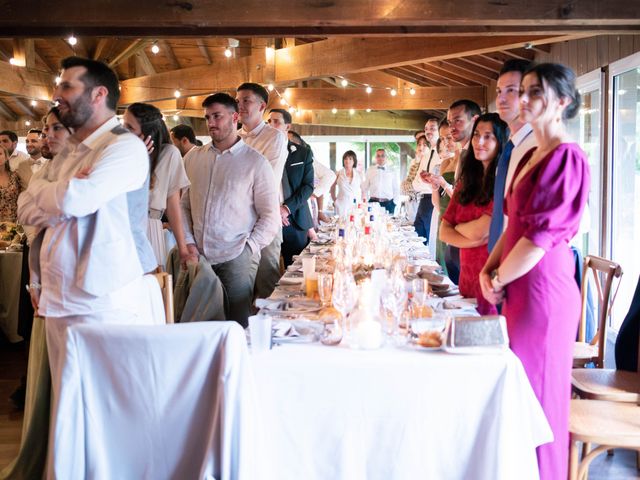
[25,120,31,126]
[331,107,338,114]
[224,47,232,58]
[67,35,78,46]
[267,84,274,91]
[151,43,160,55]
[409,87,416,95]
[30,100,37,107]
[280,98,287,105]
[172,114,179,121]
[390,89,397,97]
[174,89,181,98]
[340,79,348,87]
[365,86,372,94]
[366,108,372,113]
[9,57,17,65]
[349,108,355,115]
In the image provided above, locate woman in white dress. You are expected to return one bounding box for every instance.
[123,103,190,269]
[331,150,363,218]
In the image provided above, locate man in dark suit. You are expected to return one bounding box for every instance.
[267,109,314,267]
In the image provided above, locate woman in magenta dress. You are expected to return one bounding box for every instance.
[480,63,590,480]
[440,113,507,315]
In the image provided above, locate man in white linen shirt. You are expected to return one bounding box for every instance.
[362,148,400,214]
[181,93,280,326]
[237,82,288,299]
[16,57,155,461]
[0,130,29,172]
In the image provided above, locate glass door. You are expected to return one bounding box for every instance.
[568,69,604,257]
[609,52,640,330]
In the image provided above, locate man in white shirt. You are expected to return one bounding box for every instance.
[0,130,29,172]
[362,148,399,214]
[412,117,441,242]
[170,124,198,157]
[17,128,48,186]
[488,59,537,252]
[17,57,155,464]
[236,82,287,299]
[181,93,280,326]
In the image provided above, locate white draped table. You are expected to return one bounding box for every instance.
[251,343,552,480]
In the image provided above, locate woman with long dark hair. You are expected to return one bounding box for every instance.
[123,103,190,269]
[480,63,590,480]
[440,113,507,314]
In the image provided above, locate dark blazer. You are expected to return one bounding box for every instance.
[282,141,314,231]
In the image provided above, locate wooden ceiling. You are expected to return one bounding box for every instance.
[0,0,638,133]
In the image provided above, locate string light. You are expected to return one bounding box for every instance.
[151,43,160,55]
[224,47,232,58]
[366,108,372,113]
[365,86,372,94]
[280,98,286,105]
[331,107,338,114]
[349,108,355,115]
[25,120,31,126]
[9,58,19,66]
[390,89,397,97]
[340,79,348,87]
[288,107,296,114]
[174,89,181,98]
[67,35,78,46]
[267,84,274,91]
[30,100,37,107]
[409,88,416,95]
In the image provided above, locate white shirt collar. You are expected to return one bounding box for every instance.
[72,116,121,151]
[242,121,266,138]
[210,137,245,155]
[510,123,534,147]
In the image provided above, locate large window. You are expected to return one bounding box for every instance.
[568,69,603,257]
[609,54,640,330]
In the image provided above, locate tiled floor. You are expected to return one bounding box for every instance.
[0,335,638,478]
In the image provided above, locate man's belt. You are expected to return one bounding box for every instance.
[370,197,391,203]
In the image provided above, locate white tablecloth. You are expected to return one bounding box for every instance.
[51,321,261,480]
[252,344,552,480]
[0,250,23,342]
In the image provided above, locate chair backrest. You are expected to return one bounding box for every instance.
[153,271,175,324]
[578,255,623,367]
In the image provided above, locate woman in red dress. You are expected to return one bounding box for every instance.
[440,113,507,314]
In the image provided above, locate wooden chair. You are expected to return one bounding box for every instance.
[153,272,175,324]
[568,399,640,480]
[573,255,623,368]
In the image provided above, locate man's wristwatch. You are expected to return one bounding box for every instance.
[490,270,505,291]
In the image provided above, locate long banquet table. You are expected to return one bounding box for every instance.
[252,214,552,480]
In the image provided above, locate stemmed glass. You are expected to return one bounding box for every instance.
[317,272,334,308]
[331,268,357,343]
[381,268,407,344]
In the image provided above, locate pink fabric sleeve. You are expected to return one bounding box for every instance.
[518,144,590,252]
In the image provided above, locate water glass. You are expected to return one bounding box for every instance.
[317,272,333,307]
[248,314,272,353]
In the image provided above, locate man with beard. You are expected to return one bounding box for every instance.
[0,130,29,171]
[181,93,279,326]
[412,117,441,245]
[17,129,46,185]
[17,58,153,473]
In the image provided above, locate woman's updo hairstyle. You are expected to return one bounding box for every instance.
[523,63,581,120]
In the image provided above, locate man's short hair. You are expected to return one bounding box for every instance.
[269,108,292,124]
[439,119,450,130]
[60,56,120,110]
[375,148,386,155]
[448,99,482,118]
[237,82,269,104]
[170,124,196,144]
[27,128,42,136]
[0,130,18,143]
[425,116,440,125]
[201,93,239,112]
[499,59,533,77]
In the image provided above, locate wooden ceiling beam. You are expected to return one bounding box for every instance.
[273,35,580,82]
[12,97,35,117]
[444,58,500,80]
[0,1,637,36]
[382,69,433,87]
[93,38,110,61]
[160,40,181,70]
[108,39,149,68]
[387,66,433,86]
[344,71,421,90]
[410,64,472,87]
[0,61,54,100]
[12,39,35,69]
[196,39,212,65]
[395,66,448,86]
[134,51,156,76]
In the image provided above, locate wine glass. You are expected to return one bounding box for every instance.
[381,270,407,344]
[332,269,357,342]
